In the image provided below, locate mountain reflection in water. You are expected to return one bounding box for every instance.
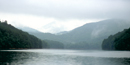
[0,49,130,65]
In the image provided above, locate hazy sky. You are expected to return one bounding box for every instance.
[0,0,130,33]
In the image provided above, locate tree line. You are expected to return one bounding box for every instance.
[102,27,130,50]
[0,20,48,49]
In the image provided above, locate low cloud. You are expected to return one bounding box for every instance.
[0,0,130,19]
[0,0,130,33]
[0,13,94,33]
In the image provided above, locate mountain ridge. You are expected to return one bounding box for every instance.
[17,19,130,50]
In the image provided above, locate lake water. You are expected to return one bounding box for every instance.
[0,49,130,65]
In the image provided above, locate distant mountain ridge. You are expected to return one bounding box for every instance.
[17,26,41,33]
[17,19,130,50]
[55,31,68,35]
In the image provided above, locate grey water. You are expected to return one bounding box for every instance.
[0,49,130,65]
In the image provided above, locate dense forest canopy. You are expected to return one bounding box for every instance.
[102,27,130,50]
[0,20,48,49]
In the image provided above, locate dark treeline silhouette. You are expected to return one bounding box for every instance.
[102,27,130,50]
[0,20,48,49]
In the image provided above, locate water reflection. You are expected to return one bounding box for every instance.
[0,51,29,65]
[0,50,130,65]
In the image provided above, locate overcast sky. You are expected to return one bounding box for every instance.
[0,0,130,33]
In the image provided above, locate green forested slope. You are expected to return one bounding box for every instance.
[102,28,130,50]
[0,21,48,49]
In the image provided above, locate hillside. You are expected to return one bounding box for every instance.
[0,21,48,49]
[59,19,130,49]
[102,27,130,50]
[44,40,64,49]
[17,19,130,50]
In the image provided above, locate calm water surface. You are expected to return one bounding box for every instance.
[0,49,130,65]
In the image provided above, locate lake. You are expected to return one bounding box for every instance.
[0,49,130,65]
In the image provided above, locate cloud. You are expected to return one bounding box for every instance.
[1,13,100,33]
[91,25,107,38]
[0,0,130,19]
[0,0,130,33]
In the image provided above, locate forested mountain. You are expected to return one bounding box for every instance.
[17,26,65,49]
[44,40,64,49]
[60,19,130,49]
[0,21,48,49]
[102,28,130,50]
[17,19,130,50]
